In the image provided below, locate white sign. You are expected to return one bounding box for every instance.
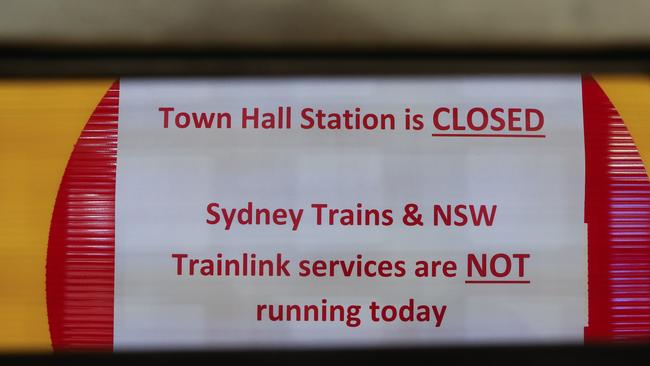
[115,77,586,349]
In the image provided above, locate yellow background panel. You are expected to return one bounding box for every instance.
[595,75,650,173]
[0,76,647,351]
[0,80,113,351]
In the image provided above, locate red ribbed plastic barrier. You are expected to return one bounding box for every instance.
[583,75,650,342]
[46,80,119,350]
[44,77,650,349]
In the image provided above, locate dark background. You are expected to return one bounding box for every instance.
[1,0,649,364]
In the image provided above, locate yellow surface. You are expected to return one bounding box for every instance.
[0,80,113,351]
[595,75,650,173]
[0,76,646,351]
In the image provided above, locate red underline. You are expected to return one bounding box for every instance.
[465,280,531,284]
[431,133,545,138]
